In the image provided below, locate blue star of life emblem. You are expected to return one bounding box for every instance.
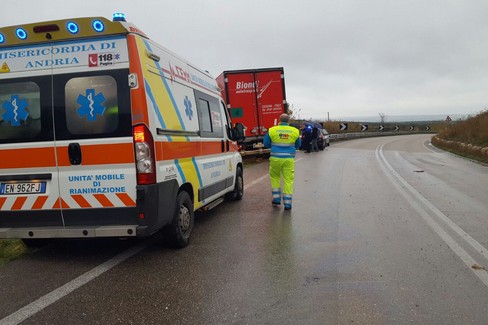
[2,95,29,127]
[184,96,193,120]
[76,89,106,121]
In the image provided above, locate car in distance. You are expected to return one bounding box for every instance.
[318,128,330,150]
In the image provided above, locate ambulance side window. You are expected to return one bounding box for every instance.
[64,75,119,135]
[0,81,42,141]
[195,90,223,138]
[197,99,212,133]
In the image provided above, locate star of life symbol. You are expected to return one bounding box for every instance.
[2,95,29,126]
[76,89,106,121]
[184,96,193,120]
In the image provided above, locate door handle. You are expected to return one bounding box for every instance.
[68,143,82,165]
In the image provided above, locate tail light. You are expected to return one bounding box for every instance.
[133,124,156,185]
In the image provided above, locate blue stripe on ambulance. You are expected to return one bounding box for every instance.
[175,160,187,183]
[174,159,203,190]
[192,157,203,188]
[144,79,171,141]
[143,39,189,141]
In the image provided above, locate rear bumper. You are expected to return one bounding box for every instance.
[0,180,178,239]
[0,225,148,239]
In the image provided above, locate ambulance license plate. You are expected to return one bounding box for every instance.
[0,182,46,195]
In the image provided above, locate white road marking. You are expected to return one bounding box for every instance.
[1,157,300,325]
[0,241,150,325]
[244,157,302,191]
[376,143,488,286]
[422,140,438,153]
[244,174,269,191]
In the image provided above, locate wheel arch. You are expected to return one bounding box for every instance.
[179,182,194,204]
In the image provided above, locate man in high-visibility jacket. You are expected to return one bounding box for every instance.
[263,113,301,210]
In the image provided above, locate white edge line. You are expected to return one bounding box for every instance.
[243,157,302,191]
[2,156,301,324]
[0,241,150,325]
[422,139,438,154]
[375,144,488,286]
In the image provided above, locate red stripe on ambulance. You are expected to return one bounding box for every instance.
[11,197,28,210]
[116,193,136,206]
[71,195,92,208]
[0,197,7,209]
[93,194,114,207]
[52,198,69,209]
[32,196,49,210]
[0,148,56,169]
[56,143,135,167]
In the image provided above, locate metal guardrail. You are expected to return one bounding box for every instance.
[328,131,434,142]
[240,131,435,158]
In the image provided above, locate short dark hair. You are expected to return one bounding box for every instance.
[279,113,290,123]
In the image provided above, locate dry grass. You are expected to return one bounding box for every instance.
[0,239,26,265]
[432,110,488,163]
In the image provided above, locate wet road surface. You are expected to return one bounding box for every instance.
[1,134,488,324]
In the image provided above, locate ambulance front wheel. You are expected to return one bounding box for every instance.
[226,166,243,201]
[164,190,194,248]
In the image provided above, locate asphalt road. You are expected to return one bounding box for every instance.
[1,134,487,325]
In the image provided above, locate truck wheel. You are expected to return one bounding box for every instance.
[225,166,243,201]
[164,191,194,248]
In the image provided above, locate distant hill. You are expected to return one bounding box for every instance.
[329,114,470,123]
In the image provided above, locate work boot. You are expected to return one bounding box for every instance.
[272,199,281,205]
[284,204,292,210]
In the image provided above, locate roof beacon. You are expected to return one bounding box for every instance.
[113,13,126,22]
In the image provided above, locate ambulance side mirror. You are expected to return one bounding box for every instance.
[230,123,245,141]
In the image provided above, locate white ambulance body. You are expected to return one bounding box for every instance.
[0,15,244,247]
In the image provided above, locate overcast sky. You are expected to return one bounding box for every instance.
[3,0,488,120]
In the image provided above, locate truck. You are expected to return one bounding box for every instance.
[216,68,287,155]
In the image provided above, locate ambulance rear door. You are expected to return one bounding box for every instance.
[50,36,137,233]
[0,45,62,231]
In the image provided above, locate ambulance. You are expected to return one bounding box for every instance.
[0,14,244,248]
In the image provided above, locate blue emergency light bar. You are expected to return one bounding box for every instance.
[0,15,144,48]
[112,13,126,22]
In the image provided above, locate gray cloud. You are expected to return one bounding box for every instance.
[3,0,488,119]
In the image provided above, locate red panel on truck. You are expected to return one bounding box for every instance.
[255,70,286,135]
[224,72,259,137]
[217,68,286,147]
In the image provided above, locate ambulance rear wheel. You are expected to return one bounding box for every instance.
[225,166,243,201]
[164,190,194,248]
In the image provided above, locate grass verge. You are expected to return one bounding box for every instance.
[0,239,26,266]
[433,110,488,164]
